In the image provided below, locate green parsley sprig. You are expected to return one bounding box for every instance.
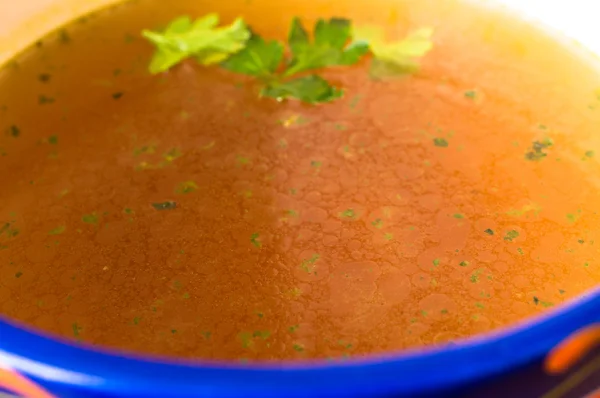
[142,14,433,103]
[222,18,368,104]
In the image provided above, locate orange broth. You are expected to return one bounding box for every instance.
[1,0,600,361]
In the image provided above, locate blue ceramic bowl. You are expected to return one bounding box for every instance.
[1,1,600,397]
[0,286,599,397]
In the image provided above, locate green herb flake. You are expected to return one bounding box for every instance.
[133,145,156,156]
[453,213,465,219]
[484,228,494,236]
[49,225,66,235]
[459,261,470,267]
[182,292,190,299]
[504,230,519,242]
[337,340,353,350]
[250,233,262,248]
[533,296,539,305]
[384,232,394,241]
[585,150,595,158]
[433,258,440,267]
[72,323,81,338]
[59,29,71,44]
[15,271,23,278]
[142,14,251,74]
[152,201,177,211]
[39,95,55,105]
[1,223,19,238]
[340,209,356,219]
[38,73,51,83]
[133,317,142,325]
[253,330,271,340]
[433,137,448,147]
[517,247,524,256]
[202,331,212,339]
[239,332,253,348]
[300,254,320,273]
[9,125,20,137]
[567,213,580,223]
[82,213,99,224]
[464,90,477,99]
[289,325,299,333]
[236,155,251,166]
[475,302,485,309]
[559,289,566,294]
[311,160,323,168]
[293,343,305,352]
[578,239,585,244]
[541,301,554,308]
[525,138,553,161]
[112,92,124,100]
[285,209,299,217]
[371,218,384,229]
[176,181,199,194]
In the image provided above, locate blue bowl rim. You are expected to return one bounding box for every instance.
[2,1,600,397]
[1,286,599,397]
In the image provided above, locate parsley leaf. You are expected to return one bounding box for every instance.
[285,18,369,76]
[222,34,284,78]
[224,19,365,103]
[142,14,250,73]
[352,26,433,78]
[525,138,553,161]
[261,75,342,103]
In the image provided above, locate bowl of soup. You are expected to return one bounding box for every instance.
[0,0,599,397]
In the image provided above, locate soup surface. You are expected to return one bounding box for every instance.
[1,0,600,361]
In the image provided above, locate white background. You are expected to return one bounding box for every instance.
[497,0,600,55]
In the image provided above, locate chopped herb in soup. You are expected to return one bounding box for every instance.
[0,0,599,362]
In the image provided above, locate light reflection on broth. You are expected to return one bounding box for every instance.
[1,0,600,361]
